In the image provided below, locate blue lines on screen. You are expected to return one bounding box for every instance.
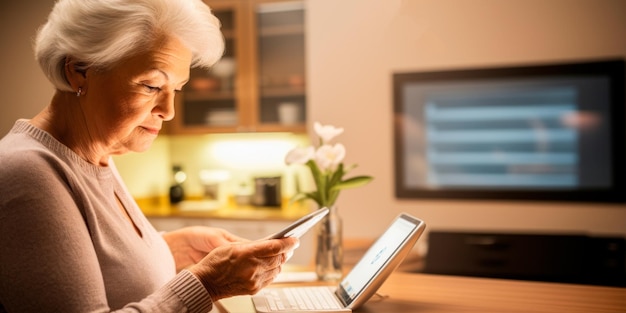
[423,86,579,189]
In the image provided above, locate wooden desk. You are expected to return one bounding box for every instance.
[215,271,626,313]
[361,272,625,313]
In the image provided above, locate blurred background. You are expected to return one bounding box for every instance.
[1,0,625,285]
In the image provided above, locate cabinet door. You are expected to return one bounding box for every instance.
[148,217,313,265]
[169,1,244,134]
[209,219,279,239]
[168,0,306,134]
[248,0,307,132]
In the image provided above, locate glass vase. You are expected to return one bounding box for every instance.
[315,205,343,281]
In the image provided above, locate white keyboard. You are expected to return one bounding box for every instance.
[259,286,343,311]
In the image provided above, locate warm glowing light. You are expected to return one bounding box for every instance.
[201,133,309,171]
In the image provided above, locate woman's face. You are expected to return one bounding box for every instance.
[81,35,192,155]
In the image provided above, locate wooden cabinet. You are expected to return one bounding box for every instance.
[168,0,307,134]
[148,216,314,266]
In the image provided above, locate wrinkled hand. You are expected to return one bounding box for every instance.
[189,237,299,301]
[163,226,248,272]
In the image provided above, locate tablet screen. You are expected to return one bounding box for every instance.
[336,215,420,305]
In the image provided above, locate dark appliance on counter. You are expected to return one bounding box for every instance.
[252,176,282,207]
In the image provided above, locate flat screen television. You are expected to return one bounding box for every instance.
[393,59,625,202]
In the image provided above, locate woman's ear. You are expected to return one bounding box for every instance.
[64,56,88,93]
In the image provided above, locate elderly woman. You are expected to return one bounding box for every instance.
[0,0,298,312]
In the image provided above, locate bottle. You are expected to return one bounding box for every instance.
[169,165,186,204]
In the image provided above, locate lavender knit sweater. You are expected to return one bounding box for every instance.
[0,120,212,312]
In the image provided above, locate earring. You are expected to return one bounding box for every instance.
[76,87,82,97]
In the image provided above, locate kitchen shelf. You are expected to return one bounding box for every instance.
[259,24,304,37]
[183,90,236,101]
[168,0,307,134]
[260,86,305,97]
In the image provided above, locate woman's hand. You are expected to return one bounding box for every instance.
[189,237,299,301]
[163,226,248,272]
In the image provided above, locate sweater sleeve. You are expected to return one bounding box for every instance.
[0,148,213,312]
[122,270,213,313]
[128,270,213,312]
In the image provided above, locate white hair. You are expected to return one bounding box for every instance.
[34,0,224,92]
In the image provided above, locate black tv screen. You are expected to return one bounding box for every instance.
[393,59,625,202]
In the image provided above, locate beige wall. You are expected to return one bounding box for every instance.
[1,0,625,240]
[0,0,55,136]
[306,0,626,238]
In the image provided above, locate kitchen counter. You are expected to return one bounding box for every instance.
[136,196,311,221]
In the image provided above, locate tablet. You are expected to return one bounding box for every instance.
[251,213,427,312]
[265,207,329,239]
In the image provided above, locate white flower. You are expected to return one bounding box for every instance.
[314,144,346,171]
[314,122,344,143]
[285,146,315,165]
[284,122,372,207]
